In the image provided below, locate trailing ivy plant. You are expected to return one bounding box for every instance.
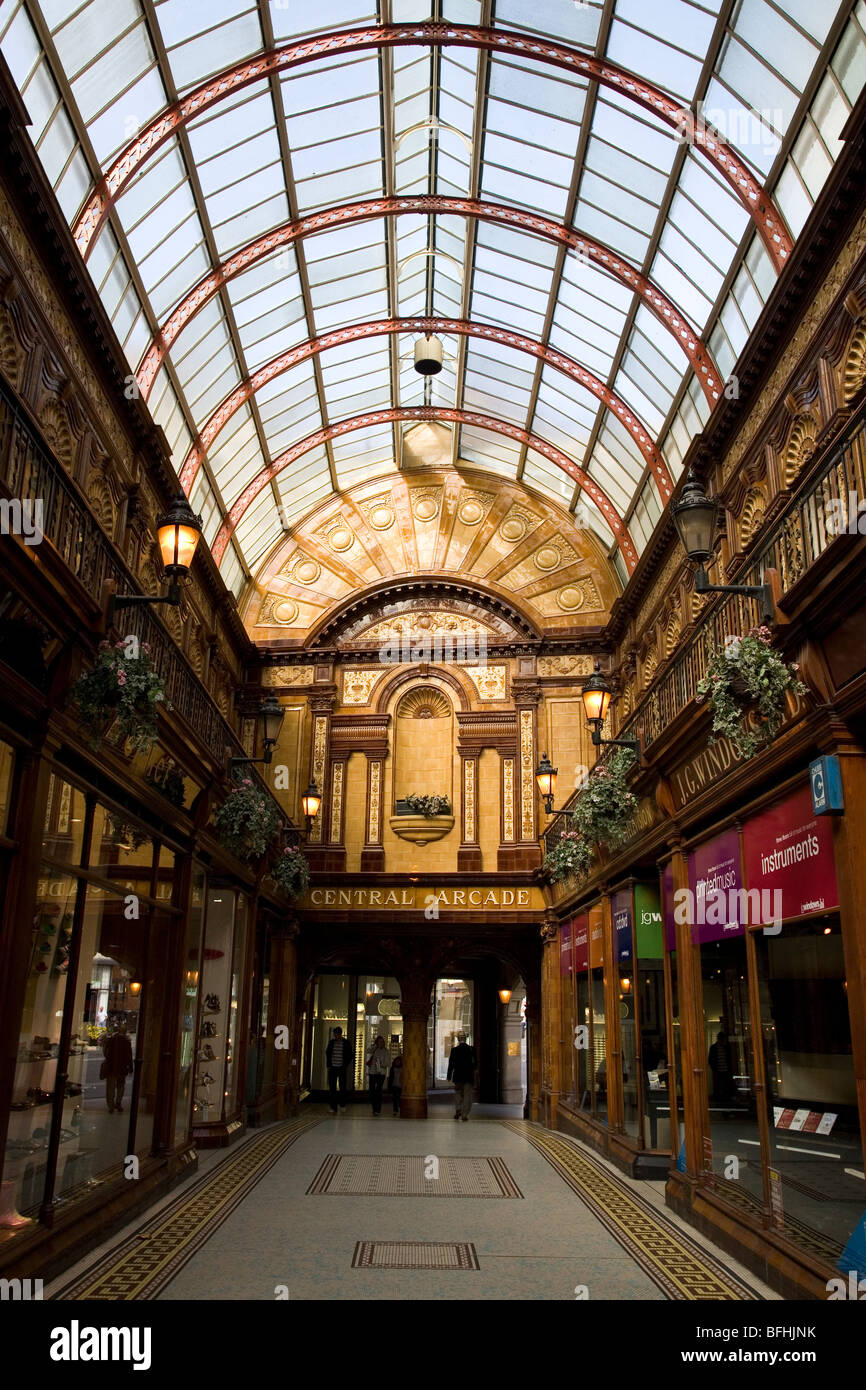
[403,793,452,817]
[271,844,310,900]
[212,778,281,861]
[71,639,168,754]
[695,626,807,760]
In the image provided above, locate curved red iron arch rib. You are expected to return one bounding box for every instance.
[178,316,674,503]
[210,406,639,574]
[72,23,793,273]
[137,196,721,406]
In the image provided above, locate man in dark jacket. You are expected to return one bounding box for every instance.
[325,1027,353,1113]
[102,1024,133,1113]
[447,1031,476,1121]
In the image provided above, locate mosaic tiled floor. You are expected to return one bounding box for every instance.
[46,1110,777,1301]
[500,1120,763,1300]
[307,1153,523,1198]
[352,1241,480,1269]
[52,1117,323,1300]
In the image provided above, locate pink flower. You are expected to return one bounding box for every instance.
[117,670,127,686]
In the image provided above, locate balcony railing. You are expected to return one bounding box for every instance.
[0,377,256,777]
[543,404,866,857]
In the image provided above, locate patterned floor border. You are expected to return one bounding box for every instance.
[499,1119,763,1301]
[52,1117,324,1301]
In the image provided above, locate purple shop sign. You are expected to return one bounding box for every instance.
[611,888,632,962]
[688,827,744,945]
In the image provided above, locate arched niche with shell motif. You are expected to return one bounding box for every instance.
[391,683,455,812]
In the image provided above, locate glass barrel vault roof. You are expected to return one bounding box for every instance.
[1,0,864,595]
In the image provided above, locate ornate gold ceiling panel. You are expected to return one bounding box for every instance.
[245,465,617,646]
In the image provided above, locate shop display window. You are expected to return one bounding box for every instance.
[612,891,638,1137]
[89,802,156,887]
[560,944,577,1107]
[56,882,155,1199]
[2,867,78,1220]
[754,917,864,1264]
[194,889,248,1124]
[176,868,204,1144]
[42,774,86,865]
[588,909,607,1124]
[309,974,351,1091]
[634,882,666,1148]
[432,979,472,1084]
[357,977,403,1087]
[247,926,273,1104]
[699,933,765,1210]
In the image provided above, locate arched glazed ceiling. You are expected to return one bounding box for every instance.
[242,456,621,645]
[2,0,862,603]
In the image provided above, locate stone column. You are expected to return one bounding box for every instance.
[270,923,299,1120]
[458,753,482,872]
[540,914,561,1126]
[524,982,542,1122]
[307,691,342,870]
[512,680,542,869]
[670,843,710,1178]
[397,975,434,1119]
[327,754,347,846]
[360,753,385,872]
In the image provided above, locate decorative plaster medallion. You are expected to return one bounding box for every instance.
[458,497,492,522]
[557,585,586,612]
[411,489,441,521]
[256,595,299,626]
[328,525,354,552]
[534,545,561,571]
[293,556,322,585]
[368,504,394,529]
[342,668,383,705]
[500,516,527,542]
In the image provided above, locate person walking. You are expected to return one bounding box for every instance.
[387,1052,404,1115]
[366,1035,389,1115]
[325,1026,353,1113]
[447,1031,476,1121]
[708,1030,734,1103]
[101,1023,133,1113]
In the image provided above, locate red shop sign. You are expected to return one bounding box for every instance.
[573,915,589,971]
[743,785,839,921]
[559,919,573,977]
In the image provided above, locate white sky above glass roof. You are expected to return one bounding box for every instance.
[1,0,863,598]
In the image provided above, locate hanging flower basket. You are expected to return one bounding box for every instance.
[543,828,594,883]
[695,627,807,760]
[70,640,168,754]
[542,748,637,881]
[270,844,310,900]
[212,778,280,861]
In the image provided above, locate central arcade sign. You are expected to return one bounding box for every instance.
[301,885,544,911]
